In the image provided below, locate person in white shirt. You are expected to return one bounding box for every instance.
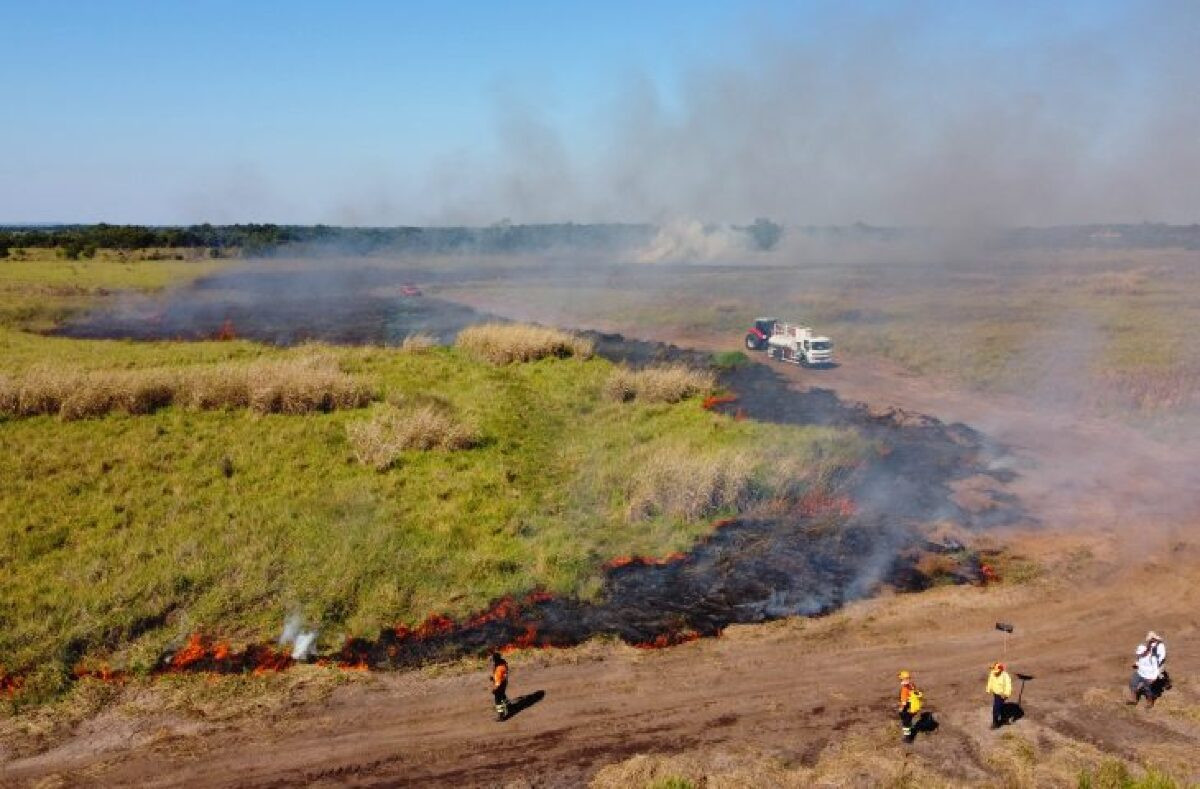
[1128,641,1162,707]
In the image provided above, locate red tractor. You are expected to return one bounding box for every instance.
[744,317,778,351]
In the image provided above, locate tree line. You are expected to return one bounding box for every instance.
[0,222,664,259]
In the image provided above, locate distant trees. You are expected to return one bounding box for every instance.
[0,223,658,257]
[744,218,784,251]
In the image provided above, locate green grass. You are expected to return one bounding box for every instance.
[0,250,227,334]
[1077,760,1181,789]
[0,254,865,701]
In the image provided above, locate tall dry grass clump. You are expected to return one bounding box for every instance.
[455,323,593,364]
[605,364,715,404]
[347,404,480,470]
[0,374,16,416]
[0,354,373,420]
[175,354,374,414]
[626,446,755,522]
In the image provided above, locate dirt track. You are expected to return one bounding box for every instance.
[4,544,1198,787]
[4,329,1200,786]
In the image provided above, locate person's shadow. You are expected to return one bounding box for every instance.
[915,712,940,735]
[1000,702,1025,724]
[503,690,546,721]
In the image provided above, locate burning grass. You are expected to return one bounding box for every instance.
[347,404,480,469]
[605,364,716,404]
[0,353,374,420]
[455,322,593,364]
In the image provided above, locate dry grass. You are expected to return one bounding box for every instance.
[626,446,755,522]
[455,322,593,364]
[0,355,373,420]
[605,364,715,404]
[399,332,438,352]
[347,404,480,470]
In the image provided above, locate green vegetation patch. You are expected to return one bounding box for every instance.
[0,342,863,700]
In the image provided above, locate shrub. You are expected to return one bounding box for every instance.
[605,364,715,404]
[712,350,749,370]
[347,405,480,470]
[455,323,593,364]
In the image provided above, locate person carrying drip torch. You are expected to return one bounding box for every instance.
[986,662,1013,729]
[897,670,922,743]
[491,652,510,721]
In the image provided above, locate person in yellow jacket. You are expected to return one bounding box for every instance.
[897,670,922,742]
[987,662,1013,729]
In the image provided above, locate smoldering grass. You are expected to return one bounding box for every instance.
[455,322,593,364]
[605,364,716,404]
[399,332,438,352]
[347,404,481,470]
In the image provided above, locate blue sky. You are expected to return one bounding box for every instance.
[2,1,1195,225]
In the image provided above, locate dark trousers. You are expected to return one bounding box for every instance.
[493,681,508,708]
[899,707,914,735]
[992,694,1005,726]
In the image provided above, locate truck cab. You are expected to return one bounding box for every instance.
[801,336,834,365]
[766,322,835,366]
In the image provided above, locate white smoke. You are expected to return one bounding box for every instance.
[634,219,747,263]
[279,613,319,661]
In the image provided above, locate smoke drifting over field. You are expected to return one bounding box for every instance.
[419,2,1200,228]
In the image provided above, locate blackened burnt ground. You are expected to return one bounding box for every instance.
[326,335,1027,671]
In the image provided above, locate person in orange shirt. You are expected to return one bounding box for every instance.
[897,670,922,743]
[491,652,510,721]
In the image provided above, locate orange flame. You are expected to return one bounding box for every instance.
[604,551,688,570]
[701,393,739,411]
[797,491,857,518]
[72,663,125,683]
[215,319,236,341]
[169,633,208,670]
[1,666,23,695]
[633,630,702,649]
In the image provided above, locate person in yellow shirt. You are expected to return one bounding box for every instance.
[897,670,921,742]
[986,662,1013,729]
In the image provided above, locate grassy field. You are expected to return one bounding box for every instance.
[437,248,1200,422]
[0,253,864,702]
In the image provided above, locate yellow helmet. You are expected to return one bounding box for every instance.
[898,670,911,680]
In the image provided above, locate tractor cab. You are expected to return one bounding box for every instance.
[745,317,779,350]
[754,317,778,336]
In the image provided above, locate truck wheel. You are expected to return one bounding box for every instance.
[745,333,764,351]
